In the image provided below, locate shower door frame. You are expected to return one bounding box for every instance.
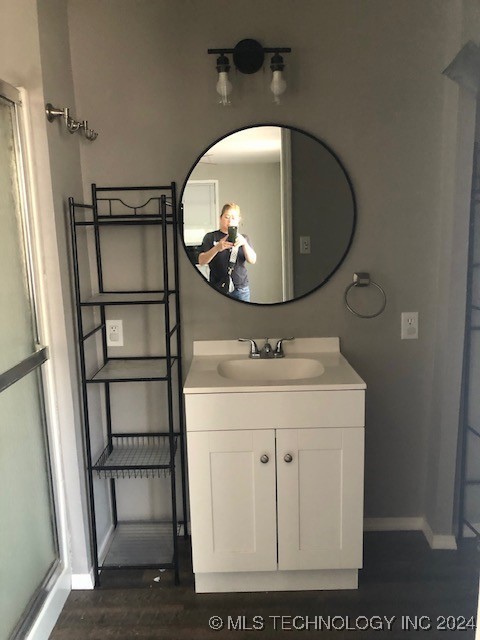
[0,78,71,639]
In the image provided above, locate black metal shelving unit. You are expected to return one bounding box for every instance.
[68,183,187,586]
[459,143,480,541]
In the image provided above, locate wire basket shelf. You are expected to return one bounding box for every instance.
[93,433,177,479]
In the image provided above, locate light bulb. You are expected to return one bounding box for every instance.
[270,69,287,105]
[216,71,232,106]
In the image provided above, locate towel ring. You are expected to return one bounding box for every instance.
[344,272,387,319]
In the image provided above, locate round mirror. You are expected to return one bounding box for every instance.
[180,125,356,305]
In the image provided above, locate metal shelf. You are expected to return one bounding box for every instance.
[86,357,176,383]
[74,193,175,226]
[93,433,177,479]
[81,323,179,344]
[80,291,175,306]
[467,425,480,438]
[75,217,173,227]
[101,522,178,569]
[69,183,187,586]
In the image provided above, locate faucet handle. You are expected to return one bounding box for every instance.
[238,338,260,358]
[274,337,294,357]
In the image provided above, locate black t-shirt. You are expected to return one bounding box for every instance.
[199,230,252,288]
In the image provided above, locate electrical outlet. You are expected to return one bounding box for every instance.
[300,236,311,254]
[401,312,418,340]
[106,319,124,347]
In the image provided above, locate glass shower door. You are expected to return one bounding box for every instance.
[0,82,59,639]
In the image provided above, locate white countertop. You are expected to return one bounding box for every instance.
[184,338,366,394]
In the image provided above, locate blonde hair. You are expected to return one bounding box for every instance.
[220,202,240,218]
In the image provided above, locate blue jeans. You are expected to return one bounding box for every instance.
[230,286,250,302]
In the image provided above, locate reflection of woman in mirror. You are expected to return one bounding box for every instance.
[198,203,257,302]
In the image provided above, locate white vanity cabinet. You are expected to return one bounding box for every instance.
[184,338,366,593]
[187,426,364,577]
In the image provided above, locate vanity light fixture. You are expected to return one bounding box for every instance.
[208,39,292,105]
[270,52,287,104]
[215,53,233,106]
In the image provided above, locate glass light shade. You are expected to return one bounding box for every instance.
[216,71,232,106]
[270,70,287,104]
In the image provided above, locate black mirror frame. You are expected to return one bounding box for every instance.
[179,123,357,306]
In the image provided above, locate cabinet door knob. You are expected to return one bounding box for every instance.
[284,453,293,463]
[260,454,269,464]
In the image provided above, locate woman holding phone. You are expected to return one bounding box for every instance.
[198,203,256,302]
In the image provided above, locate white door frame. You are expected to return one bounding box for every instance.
[280,128,293,301]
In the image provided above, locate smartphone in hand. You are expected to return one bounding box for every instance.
[227,226,238,243]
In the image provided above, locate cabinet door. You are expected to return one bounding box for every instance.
[277,427,364,571]
[187,429,277,573]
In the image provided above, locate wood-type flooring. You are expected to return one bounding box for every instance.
[50,531,479,639]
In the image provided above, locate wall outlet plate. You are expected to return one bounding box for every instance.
[401,312,418,340]
[300,236,311,254]
[106,319,124,347]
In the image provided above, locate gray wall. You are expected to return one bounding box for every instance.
[0,0,91,576]
[65,0,479,536]
[290,130,355,297]
[36,0,94,568]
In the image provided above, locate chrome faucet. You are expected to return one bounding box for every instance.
[274,337,294,358]
[238,338,260,358]
[261,338,274,358]
[239,337,294,358]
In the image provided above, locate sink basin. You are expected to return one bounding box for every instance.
[217,358,325,382]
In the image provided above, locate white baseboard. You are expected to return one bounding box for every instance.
[422,520,457,550]
[364,517,457,550]
[26,567,70,640]
[71,571,94,590]
[98,524,115,565]
[71,522,112,590]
